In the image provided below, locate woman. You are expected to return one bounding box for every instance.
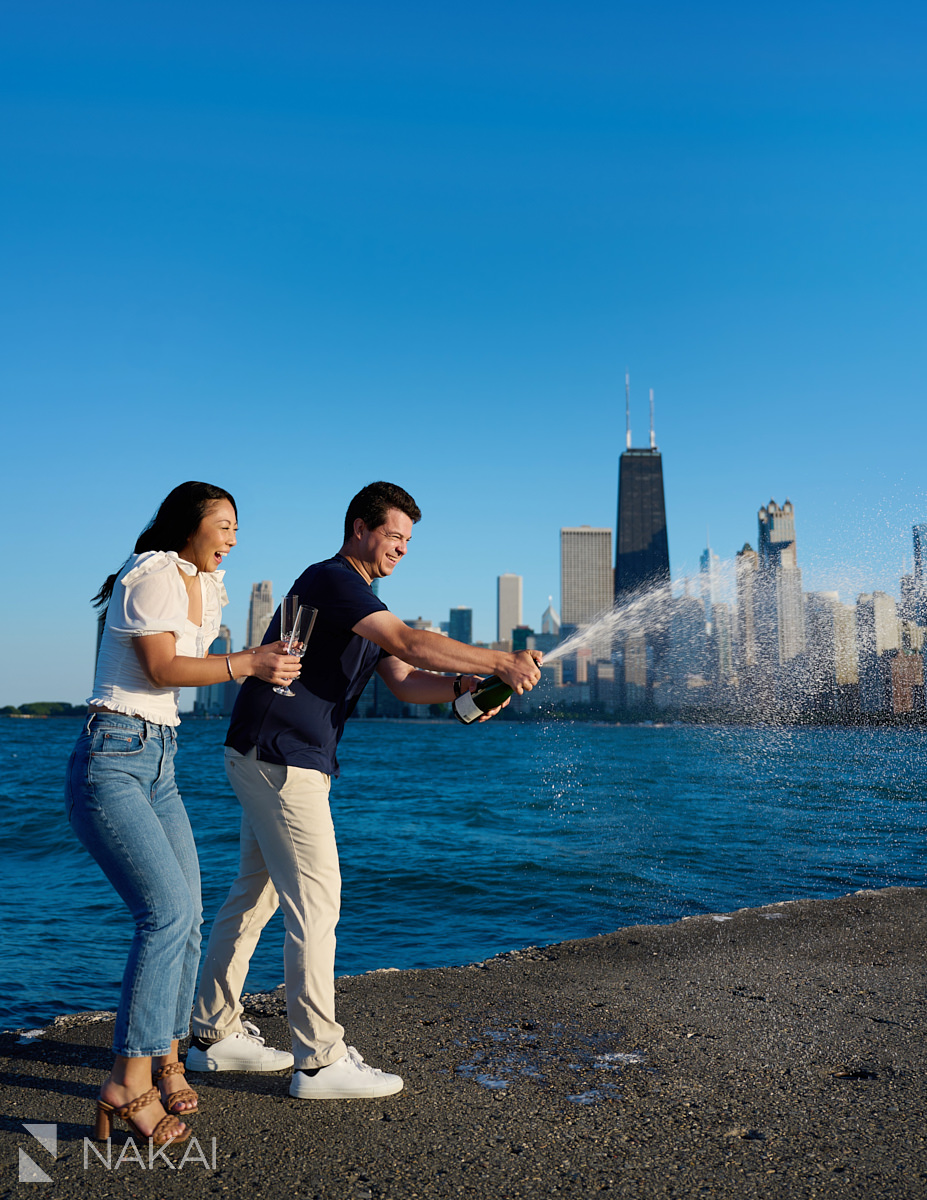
[66,482,299,1146]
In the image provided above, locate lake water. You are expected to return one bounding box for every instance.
[1,716,924,1031]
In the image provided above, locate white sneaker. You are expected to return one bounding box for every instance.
[186,1021,295,1073]
[288,1047,404,1099]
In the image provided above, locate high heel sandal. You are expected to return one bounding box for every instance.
[94,1086,191,1145]
[153,1061,199,1115]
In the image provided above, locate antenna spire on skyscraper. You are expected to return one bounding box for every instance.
[649,387,656,449]
[625,372,631,450]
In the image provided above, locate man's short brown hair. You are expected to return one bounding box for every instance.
[343,481,422,542]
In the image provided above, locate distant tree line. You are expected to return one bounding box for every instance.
[1,701,86,717]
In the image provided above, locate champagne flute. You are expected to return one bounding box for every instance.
[279,595,300,644]
[273,604,318,696]
[273,595,300,697]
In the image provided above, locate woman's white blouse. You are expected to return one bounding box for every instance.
[88,551,228,726]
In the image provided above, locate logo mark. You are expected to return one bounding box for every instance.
[19,1124,57,1183]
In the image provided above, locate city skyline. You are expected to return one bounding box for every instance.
[515,500,927,721]
[3,1,927,706]
[199,498,927,668]
[200,507,927,685]
[4,485,927,708]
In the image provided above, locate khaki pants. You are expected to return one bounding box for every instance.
[192,747,346,1069]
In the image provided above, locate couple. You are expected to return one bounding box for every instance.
[67,479,541,1146]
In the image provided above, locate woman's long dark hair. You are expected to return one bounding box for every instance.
[92,481,238,611]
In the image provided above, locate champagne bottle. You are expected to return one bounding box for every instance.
[452,675,515,725]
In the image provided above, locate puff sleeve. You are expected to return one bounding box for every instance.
[109,551,191,639]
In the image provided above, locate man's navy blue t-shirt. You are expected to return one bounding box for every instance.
[225,555,389,776]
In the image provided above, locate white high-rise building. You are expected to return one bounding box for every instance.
[857,591,900,712]
[497,574,523,644]
[560,527,613,627]
[246,581,274,647]
[560,526,613,662]
[805,592,858,711]
[735,543,759,670]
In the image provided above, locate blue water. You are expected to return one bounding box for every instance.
[1,716,925,1031]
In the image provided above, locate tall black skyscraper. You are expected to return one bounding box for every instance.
[614,382,670,602]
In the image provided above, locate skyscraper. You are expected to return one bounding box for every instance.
[913,523,927,626]
[665,592,710,705]
[710,601,735,685]
[900,568,918,623]
[614,384,670,603]
[497,574,523,644]
[560,527,613,627]
[541,598,560,636]
[614,382,670,708]
[699,544,721,622]
[246,581,274,647]
[448,607,472,644]
[805,592,858,712]
[758,499,797,562]
[735,543,759,670]
[857,591,900,712]
[756,499,805,664]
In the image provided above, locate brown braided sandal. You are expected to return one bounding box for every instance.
[94,1086,191,1145]
[153,1060,199,1115]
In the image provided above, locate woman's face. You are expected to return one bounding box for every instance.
[179,499,238,572]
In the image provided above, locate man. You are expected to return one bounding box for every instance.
[188,481,541,1098]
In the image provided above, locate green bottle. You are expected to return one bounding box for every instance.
[452,676,514,725]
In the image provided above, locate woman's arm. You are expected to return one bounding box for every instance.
[376,658,462,704]
[132,633,300,689]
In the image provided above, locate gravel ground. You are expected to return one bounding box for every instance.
[1,886,925,1199]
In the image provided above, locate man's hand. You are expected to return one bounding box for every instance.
[495,650,543,695]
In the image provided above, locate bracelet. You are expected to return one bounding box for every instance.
[226,656,234,680]
[453,675,463,698]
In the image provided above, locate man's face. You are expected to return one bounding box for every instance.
[357,508,414,578]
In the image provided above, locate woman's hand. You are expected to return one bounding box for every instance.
[247,641,302,688]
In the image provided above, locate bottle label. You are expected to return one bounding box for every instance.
[454,691,482,722]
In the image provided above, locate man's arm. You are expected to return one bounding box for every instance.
[354,610,541,693]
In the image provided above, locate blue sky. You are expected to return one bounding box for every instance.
[2,0,926,706]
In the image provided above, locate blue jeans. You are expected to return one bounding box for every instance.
[66,713,202,1057]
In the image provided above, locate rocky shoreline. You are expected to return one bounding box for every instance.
[2,886,925,1198]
